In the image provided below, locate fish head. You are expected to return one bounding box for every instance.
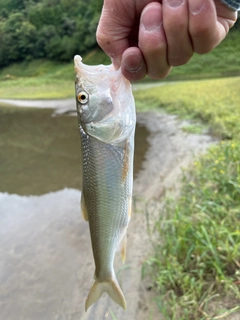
[74,55,135,144]
[74,55,114,125]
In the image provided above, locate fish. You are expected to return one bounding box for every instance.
[74,55,136,311]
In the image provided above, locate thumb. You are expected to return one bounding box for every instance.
[96,1,134,69]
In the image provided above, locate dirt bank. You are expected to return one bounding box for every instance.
[0,101,217,320]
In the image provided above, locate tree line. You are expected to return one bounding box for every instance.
[0,0,239,68]
[0,0,103,67]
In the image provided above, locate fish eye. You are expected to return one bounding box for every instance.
[77,91,89,104]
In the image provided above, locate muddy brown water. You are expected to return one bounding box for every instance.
[0,105,149,195]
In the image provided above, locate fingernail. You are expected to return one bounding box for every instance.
[189,2,205,15]
[141,6,162,31]
[166,0,184,8]
[123,55,143,73]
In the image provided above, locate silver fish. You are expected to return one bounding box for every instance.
[74,55,136,311]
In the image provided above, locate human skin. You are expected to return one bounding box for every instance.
[97,0,238,81]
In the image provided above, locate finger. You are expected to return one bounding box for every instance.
[162,0,193,66]
[188,0,236,54]
[121,47,147,81]
[138,2,171,79]
[96,1,134,69]
[214,0,238,31]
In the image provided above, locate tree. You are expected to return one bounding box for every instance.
[0,12,37,66]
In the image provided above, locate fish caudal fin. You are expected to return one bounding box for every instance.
[85,275,126,311]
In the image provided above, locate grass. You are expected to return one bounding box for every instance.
[134,77,240,139]
[137,77,240,319]
[108,308,118,320]
[0,31,239,99]
[181,123,207,134]
[168,31,240,79]
[143,142,240,319]
[0,49,111,99]
[0,65,75,99]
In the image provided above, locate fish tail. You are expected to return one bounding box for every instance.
[85,274,126,311]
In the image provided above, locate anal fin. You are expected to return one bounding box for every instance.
[81,194,89,221]
[120,232,127,264]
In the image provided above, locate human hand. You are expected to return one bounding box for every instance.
[97,0,238,81]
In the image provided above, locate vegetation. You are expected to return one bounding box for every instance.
[134,77,240,139]
[0,50,111,99]
[0,30,240,99]
[0,0,103,67]
[136,79,240,319]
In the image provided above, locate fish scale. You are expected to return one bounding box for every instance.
[80,127,130,277]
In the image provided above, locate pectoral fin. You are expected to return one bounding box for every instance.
[81,194,89,221]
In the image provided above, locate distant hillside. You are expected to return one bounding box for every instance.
[0,0,103,67]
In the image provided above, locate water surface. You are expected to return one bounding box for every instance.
[0,105,149,195]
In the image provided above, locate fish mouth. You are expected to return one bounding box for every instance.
[74,55,132,106]
[74,55,114,84]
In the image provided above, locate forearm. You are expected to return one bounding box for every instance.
[220,0,240,10]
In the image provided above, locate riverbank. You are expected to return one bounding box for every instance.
[135,79,240,319]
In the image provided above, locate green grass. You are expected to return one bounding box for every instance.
[0,49,111,99]
[134,77,240,139]
[181,123,207,134]
[137,77,240,319]
[143,142,240,319]
[0,62,75,99]
[169,31,240,79]
[0,31,239,99]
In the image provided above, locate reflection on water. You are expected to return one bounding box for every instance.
[0,105,149,195]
